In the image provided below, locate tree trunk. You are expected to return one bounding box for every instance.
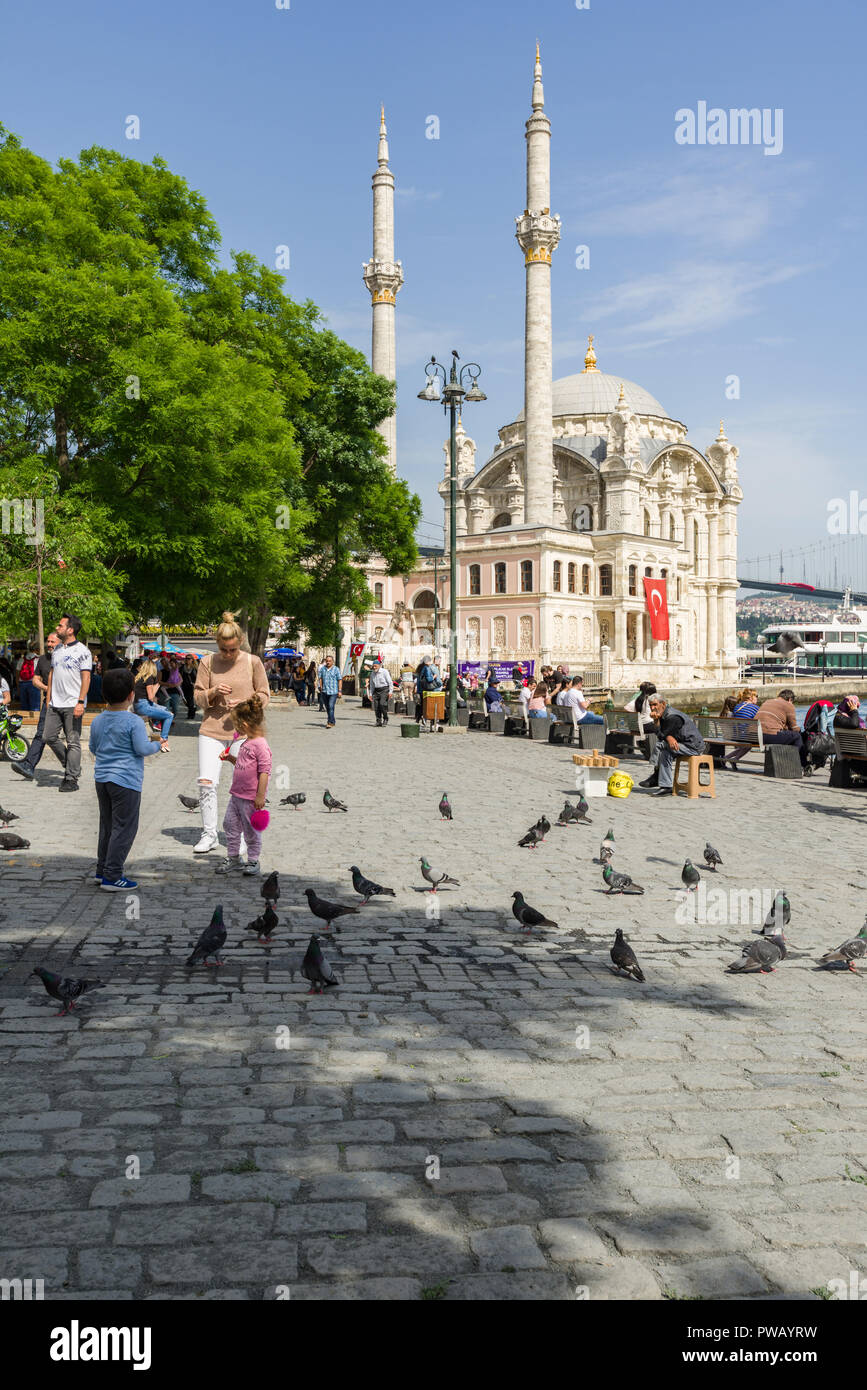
[54,408,70,474]
[36,547,44,651]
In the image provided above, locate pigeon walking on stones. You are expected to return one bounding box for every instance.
[281,793,306,809]
[763,891,791,933]
[301,934,339,994]
[419,858,460,892]
[728,928,787,973]
[304,888,359,933]
[246,904,279,943]
[533,814,551,840]
[323,790,348,813]
[186,905,227,967]
[0,805,20,826]
[818,923,867,972]
[178,795,199,812]
[557,801,578,826]
[438,793,453,821]
[610,928,645,982]
[682,860,701,893]
[350,866,396,904]
[0,832,29,851]
[31,967,104,1016]
[518,827,543,850]
[261,871,280,906]
[511,891,557,933]
[703,842,723,872]
[573,797,593,825]
[602,864,644,895]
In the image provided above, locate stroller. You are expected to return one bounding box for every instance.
[801,699,836,777]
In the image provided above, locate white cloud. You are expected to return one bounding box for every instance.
[396,186,442,203]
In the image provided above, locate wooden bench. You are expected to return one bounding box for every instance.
[698,715,764,766]
[831,729,867,787]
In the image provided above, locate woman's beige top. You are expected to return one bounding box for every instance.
[194,651,271,740]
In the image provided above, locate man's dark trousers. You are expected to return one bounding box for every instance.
[763,730,807,766]
[95,782,142,882]
[20,699,49,771]
[372,689,389,725]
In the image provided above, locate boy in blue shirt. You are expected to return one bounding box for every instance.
[88,667,162,890]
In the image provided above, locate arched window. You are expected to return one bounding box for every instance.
[492,512,511,529]
[374,582,383,606]
[572,504,592,533]
[581,564,590,594]
[520,560,533,592]
[628,564,637,596]
[644,566,653,578]
[567,562,576,594]
[413,589,437,610]
[494,562,507,594]
[661,568,668,581]
[469,564,480,596]
[644,510,652,537]
[599,564,613,596]
[553,560,561,592]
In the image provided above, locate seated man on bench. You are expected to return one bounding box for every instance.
[559,675,604,726]
[641,695,705,796]
[758,688,806,768]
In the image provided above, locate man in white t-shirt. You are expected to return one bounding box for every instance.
[43,614,93,792]
[559,676,605,724]
[519,678,536,717]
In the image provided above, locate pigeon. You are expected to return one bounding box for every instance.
[602,829,615,847]
[573,796,593,824]
[185,905,227,966]
[599,844,614,866]
[304,887,359,932]
[682,860,701,893]
[602,864,644,895]
[703,842,723,872]
[610,928,645,982]
[246,904,279,942]
[532,814,551,840]
[31,967,104,1016]
[0,805,20,826]
[438,792,452,821]
[818,923,867,972]
[419,858,460,892]
[518,827,543,849]
[350,865,396,904]
[300,934,339,994]
[557,801,579,826]
[763,891,791,932]
[323,790,348,813]
[0,832,29,851]
[261,871,280,906]
[511,891,557,932]
[280,793,306,809]
[728,928,787,973]
[178,794,199,812]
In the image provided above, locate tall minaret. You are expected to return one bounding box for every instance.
[515,44,561,526]
[363,106,403,473]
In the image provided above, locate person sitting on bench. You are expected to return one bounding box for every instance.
[833,695,863,730]
[724,687,760,771]
[758,689,806,767]
[641,696,705,795]
[558,676,604,725]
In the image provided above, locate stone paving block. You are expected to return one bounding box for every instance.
[78,1249,143,1288]
[0,1211,111,1247]
[89,1175,190,1207]
[656,1256,771,1299]
[444,1272,572,1300]
[599,1212,746,1256]
[303,1234,472,1277]
[749,1247,859,1296]
[538,1218,613,1264]
[469,1193,542,1224]
[113,1205,274,1246]
[469,1224,547,1271]
[572,1258,662,1299]
[0,1248,69,1289]
[305,1172,422,1201]
[274,1203,367,1235]
[148,1241,298,1285]
[200,1174,301,1202]
[287,1279,421,1300]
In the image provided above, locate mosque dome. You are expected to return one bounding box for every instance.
[515,336,669,421]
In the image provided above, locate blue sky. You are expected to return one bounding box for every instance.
[1,0,864,573]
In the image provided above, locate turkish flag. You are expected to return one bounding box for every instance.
[643,577,670,640]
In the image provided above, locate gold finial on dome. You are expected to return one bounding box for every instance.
[618,381,625,402]
[536,38,540,64]
[582,334,600,374]
[380,104,386,131]
[718,419,727,439]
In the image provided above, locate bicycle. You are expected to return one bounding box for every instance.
[0,707,31,762]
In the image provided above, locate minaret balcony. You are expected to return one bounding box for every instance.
[515,212,561,263]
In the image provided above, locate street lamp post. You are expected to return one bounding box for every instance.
[418,351,486,726]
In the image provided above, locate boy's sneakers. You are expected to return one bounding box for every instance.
[100,877,138,892]
[243,860,260,876]
[215,857,243,875]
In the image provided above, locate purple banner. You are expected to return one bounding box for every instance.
[458,660,534,683]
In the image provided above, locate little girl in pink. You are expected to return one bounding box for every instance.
[216,694,272,876]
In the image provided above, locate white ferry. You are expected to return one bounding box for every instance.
[747,592,867,678]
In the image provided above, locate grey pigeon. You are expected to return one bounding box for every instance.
[323,789,348,813]
[602,864,644,895]
[557,801,579,826]
[261,871,280,905]
[610,928,645,982]
[304,887,359,933]
[0,805,20,826]
[533,814,551,840]
[186,905,227,966]
[420,857,459,892]
[763,891,791,932]
[350,865,395,904]
[439,792,452,821]
[0,832,29,850]
[818,923,867,972]
[178,794,198,811]
[301,934,339,994]
[518,827,543,849]
[31,967,104,1016]
[246,904,279,942]
[703,842,723,871]
[600,830,615,861]
[281,793,306,809]
[511,891,557,932]
[602,829,615,846]
[573,796,593,824]
[728,928,787,973]
[682,859,701,893]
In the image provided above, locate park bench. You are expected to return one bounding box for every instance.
[697,715,764,767]
[604,709,657,760]
[830,728,867,787]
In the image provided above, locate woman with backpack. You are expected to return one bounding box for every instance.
[414,656,441,722]
[17,647,41,711]
[192,612,271,855]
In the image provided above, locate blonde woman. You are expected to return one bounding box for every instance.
[133,659,172,749]
[192,613,271,854]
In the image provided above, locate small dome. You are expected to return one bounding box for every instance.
[516,372,669,422]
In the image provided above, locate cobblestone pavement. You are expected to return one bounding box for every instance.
[2,700,866,1301]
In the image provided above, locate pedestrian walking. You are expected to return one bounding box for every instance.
[10,633,60,781]
[292,661,308,705]
[367,660,393,726]
[305,660,316,706]
[132,659,173,749]
[42,615,93,793]
[180,655,198,719]
[161,657,183,719]
[318,653,342,728]
[192,612,270,854]
[16,647,41,712]
[216,694,272,876]
[88,666,162,891]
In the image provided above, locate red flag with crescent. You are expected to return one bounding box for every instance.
[643,577,670,640]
